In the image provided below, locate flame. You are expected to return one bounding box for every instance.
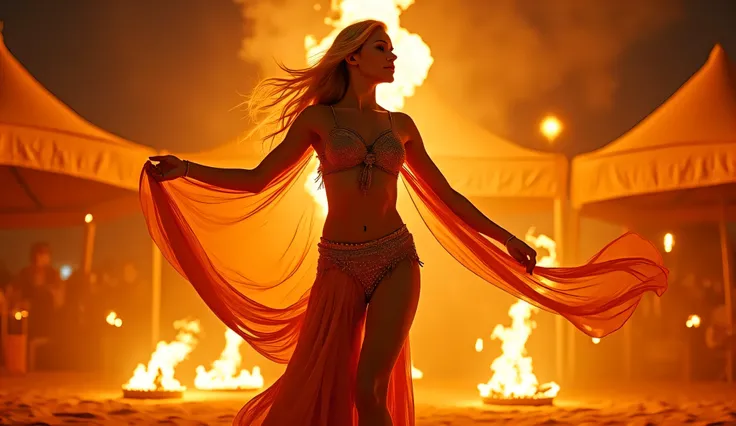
[123,319,200,392]
[591,337,601,344]
[302,0,433,211]
[305,162,329,216]
[477,228,560,399]
[411,364,423,379]
[194,329,265,390]
[106,311,123,328]
[304,0,433,111]
[664,233,674,253]
[686,314,701,328]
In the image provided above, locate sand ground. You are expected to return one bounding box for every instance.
[1,373,735,425]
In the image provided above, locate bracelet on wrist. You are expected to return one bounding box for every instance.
[184,160,190,177]
[504,235,516,247]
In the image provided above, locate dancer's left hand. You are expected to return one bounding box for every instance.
[507,237,537,274]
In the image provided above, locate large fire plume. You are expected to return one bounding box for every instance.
[194,329,265,391]
[123,319,200,392]
[303,0,434,215]
[476,228,560,400]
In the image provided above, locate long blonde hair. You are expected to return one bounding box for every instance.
[246,20,386,145]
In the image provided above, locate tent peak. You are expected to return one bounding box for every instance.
[708,43,728,63]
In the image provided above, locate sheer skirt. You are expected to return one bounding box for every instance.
[235,226,421,426]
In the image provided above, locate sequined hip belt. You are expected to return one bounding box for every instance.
[317,225,423,302]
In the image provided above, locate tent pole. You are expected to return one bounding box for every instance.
[566,207,581,384]
[151,241,162,348]
[81,218,96,274]
[719,203,733,383]
[553,197,567,383]
[622,226,633,382]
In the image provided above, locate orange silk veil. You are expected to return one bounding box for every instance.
[139,147,667,364]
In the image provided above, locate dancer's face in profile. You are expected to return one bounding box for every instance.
[349,28,397,84]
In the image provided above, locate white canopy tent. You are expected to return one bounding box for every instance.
[0,25,158,350]
[571,44,736,382]
[0,26,154,230]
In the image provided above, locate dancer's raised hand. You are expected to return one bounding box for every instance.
[149,155,187,181]
[506,237,537,274]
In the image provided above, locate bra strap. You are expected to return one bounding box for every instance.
[329,105,339,127]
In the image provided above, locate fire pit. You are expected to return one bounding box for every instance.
[123,368,185,399]
[477,231,562,407]
[481,383,559,406]
[194,329,264,392]
[482,395,555,406]
[121,319,200,400]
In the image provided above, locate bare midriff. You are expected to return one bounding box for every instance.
[320,167,404,243]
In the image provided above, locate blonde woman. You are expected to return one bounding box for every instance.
[143,20,667,426]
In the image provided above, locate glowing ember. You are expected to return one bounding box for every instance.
[13,310,28,321]
[477,228,560,402]
[123,319,200,392]
[411,364,423,379]
[475,338,484,352]
[686,314,701,328]
[664,233,674,253]
[105,311,123,328]
[194,329,265,391]
[303,0,433,209]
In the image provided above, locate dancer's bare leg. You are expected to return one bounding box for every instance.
[355,259,421,426]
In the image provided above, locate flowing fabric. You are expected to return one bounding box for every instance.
[138,144,667,425]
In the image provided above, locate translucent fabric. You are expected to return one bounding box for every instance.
[139,146,667,425]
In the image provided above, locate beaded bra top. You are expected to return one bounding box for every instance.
[316,106,406,193]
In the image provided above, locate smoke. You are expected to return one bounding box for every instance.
[234,0,682,132]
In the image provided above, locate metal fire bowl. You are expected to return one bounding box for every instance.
[122,388,184,400]
[195,387,262,393]
[482,396,555,406]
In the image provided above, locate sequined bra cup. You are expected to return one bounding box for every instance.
[316,106,406,193]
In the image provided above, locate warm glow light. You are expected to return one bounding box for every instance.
[664,233,674,253]
[84,213,93,224]
[13,310,28,321]
[591,337,601,344]
[540,116,562,143]
[686,314,701,329]
[475,338,484,352]
[123,319,200,392]
[303,0,433,212]
[305,164,329,216]
[60,265,73,280]
[195,329,264,391]
[411,364,423,379]
[106,311,123,328]
[477,228,560,400]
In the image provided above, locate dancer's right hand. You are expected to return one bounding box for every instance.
[149,155,186,181]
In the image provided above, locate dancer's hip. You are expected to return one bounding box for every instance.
[317,224,422,302]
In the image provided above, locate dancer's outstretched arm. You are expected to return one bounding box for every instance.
[399,112,537,273]
[149,106,318,193]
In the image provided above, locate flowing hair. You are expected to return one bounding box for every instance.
[245,19,386,147]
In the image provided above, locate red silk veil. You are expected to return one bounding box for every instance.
[138,147,667,364]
